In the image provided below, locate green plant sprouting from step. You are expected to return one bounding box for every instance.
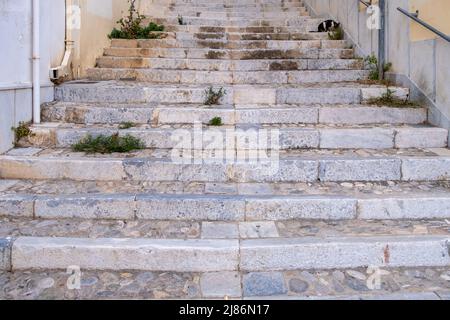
[365,54,393,81]
[119,122,136,130]
[108,0,165,39]
[209,117,223,126]
[204,87,227,105]
[72,133,145,154]
[328,25,344,40]
[11,122,35,146]
[366,87,417,108]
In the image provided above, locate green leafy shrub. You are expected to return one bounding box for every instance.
[11,122,35,145]
[72,133,144,154]
[108,0,164,39]
[204,87,226,105]
[365,54,392,81]
[209,117,223,126]
[328,26,344,40]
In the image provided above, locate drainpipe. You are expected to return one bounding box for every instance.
[378,0,386,80]
[32,0,40,124]
[50,0,74,82]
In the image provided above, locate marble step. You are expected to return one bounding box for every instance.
[3,234,449,272]
[86,69,368,84]
[1,148,450,183]
[42,102,426,126]
[95,57,364,71]
[2,189,450,221]
[145,16,323,28]
[25,124,447,150]
[103,47,355,60]
[54,82,408,105]
[108,39,350,50]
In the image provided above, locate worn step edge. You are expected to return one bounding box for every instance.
[2,193,450,221]
[240,235,450,271]
[41,103,426,126]
[27,125,447,150]
[86,69,368,84]
[10,237,239,272]
[1,155,449,182]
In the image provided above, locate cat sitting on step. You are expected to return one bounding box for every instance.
[318,20,341,32]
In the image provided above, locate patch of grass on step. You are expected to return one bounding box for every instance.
[119,122,136,130]
[364,54,392,81]
[366,88,418,108]
[72,133,144,154]
[328,26,344,40]
[209,117,223,126]
[204,87,226,105]
[11,122,35,146]
[108,0,164,39]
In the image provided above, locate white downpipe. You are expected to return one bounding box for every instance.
[32,0,41,124]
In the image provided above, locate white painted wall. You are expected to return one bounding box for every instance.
[0,0,65,153]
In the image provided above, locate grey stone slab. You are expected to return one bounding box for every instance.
[243,272,287,297]
[239,222,279,239]
[136,195,245,221]
[0,194,35,218]
[0,238,13,271]
[402,158,450,181]
[200,272,242,298]
[245,196,357,220]
[34,194,136,220]
[241,236,450,271]
[202,222,239,239]
[319,158,402,182]
[358,196,450,219]
[12,237,240,272]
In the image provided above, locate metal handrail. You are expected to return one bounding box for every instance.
[358,0,372,8]
[397,7,450,43]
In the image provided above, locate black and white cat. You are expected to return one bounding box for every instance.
[318,20,341,32]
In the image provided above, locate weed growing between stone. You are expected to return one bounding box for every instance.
[366,88,418,108]
[72,133,144,154]
[108,0,164,39]
[204,87,227,105]
[119,122,136,130]
[365,54,392,81]
[11,122,35,146]
[209,117,223,126]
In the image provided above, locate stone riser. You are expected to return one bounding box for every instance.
[175,32,330,41]
[158,10,309,19]
[147,17,322,27]
[87,69,368,85]
[95,57,364,71]
[6,235,450,272]
[103,47,355,60]
[108,39,349,50]
[1,156,449,182]
[3,193,450,221]
[164,25,322,33]
[27,126,447,150]
[41,104,426,126]
[54,84,409,105]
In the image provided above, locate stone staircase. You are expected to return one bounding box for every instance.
[1,0,450,299]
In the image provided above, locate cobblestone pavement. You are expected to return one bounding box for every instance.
[2,179,450,196]
[1,218,448,239]
[1,267,449,300]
